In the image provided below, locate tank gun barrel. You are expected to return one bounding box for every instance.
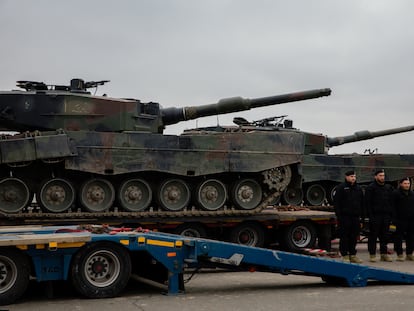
[326,125,414,147]
[162,88,331,126]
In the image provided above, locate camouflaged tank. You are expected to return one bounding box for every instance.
[299,129,414,206]
[190,115,414,207]
[0,78,331,217]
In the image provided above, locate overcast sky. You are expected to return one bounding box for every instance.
[1,0,414,154]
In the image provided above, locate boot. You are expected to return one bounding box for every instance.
[369,254,377,262]
[397,254,405,261]
[380,254,393,262]
[350,255,363,264]
[342,255,350,263]
[406,254,414,261]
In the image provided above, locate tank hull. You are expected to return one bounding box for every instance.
[0,130,303,214]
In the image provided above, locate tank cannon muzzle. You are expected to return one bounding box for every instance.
[162,88,331,126]
[326,125,414,147]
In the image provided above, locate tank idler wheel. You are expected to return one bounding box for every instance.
[305,184,326,206]
[232,179,262,210]
[118,178,152,212]
[282,187,303,206]
[0,178,31,213]
[39,178,75,213]
[80,178,115,212]
[71,242,131,298]
[158,179,190,211]
[196,179,227,211]
[0,248,30,305]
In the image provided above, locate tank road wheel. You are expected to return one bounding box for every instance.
[229,222,265,247]
[196,179,227,211]
[71,242,131,298]
[282,187,303,206]
[118,179,152,212]
[0,249,30,306]
[232,179,262,210]
[39,178,75,213]
[158,179,190,211]
[305,184,326,206]
[80,179,115,212]
[0,178,31,213]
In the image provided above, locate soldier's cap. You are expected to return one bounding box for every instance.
[374,169,385,176]
[345,170,356,176]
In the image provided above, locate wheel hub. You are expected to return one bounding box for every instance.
[88,257,109,279]
[0,262,7,282]
[4,190,17,202]
[47,186,65,203]
[126,186,142,202]
[239,185,253,202]
[89,186,105,203]
[165,186,181,203]
[0,256,17,294]
[202,186,218,202]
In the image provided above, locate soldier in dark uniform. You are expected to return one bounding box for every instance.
[392,177,414,261]
[334,170,364,263]
[365,169,394,262]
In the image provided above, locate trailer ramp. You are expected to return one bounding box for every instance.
[1,226,414,305]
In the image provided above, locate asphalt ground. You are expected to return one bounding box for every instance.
[4,240,414,311]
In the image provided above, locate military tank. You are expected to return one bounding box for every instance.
[0,78,331,217]
[190,114,414,206]
[299,131,414,206]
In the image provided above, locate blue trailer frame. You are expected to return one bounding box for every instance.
[1,225,414,305]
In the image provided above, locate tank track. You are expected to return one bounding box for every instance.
[0,189,283,224]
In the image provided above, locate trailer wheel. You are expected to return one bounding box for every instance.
[282,221,317,252]
[71,242,131,298]
[0,248,30,306]
[173,223,207,238]
[229,222,265,247]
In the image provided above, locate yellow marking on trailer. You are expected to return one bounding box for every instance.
[36,244,46,249]
[167,252,177,257]
[138,237,146,244]
[119,239,129,246]
[16,245,28,250]
[147,239,175,248]
[57,242,86,249]
[49,241,58,250]
[175,240,183,248]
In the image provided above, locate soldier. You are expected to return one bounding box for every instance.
[392,177,414,261]
[334,170,364,263]
[365,169,394,262]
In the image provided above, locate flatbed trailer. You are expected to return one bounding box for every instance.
[0,207,336,252]
[1,225,414,306]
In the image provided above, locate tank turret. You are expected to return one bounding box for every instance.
[0,79,331,133]
[326,125,414,148]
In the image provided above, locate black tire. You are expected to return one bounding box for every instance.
[0,248,30,306]
[71,242,131,298]
[173,223,207,238]
[229,222,265,247]
[282,221,317,252]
